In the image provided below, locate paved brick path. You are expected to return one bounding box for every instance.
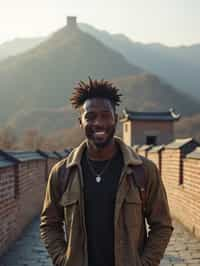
[1,217,200,266]
[0,217,52,266]
[160,220,200,266]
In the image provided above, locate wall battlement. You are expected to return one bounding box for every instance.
[0,150,69,256]
[137,138,200,238]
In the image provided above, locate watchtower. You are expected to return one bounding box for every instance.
[67,16,77,30]
[120,108,180,146]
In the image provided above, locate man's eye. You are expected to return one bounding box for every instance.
[85,114,95,120]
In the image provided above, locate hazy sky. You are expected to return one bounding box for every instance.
[0,0,199,46]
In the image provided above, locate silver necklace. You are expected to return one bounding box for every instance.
[86,153,113,183]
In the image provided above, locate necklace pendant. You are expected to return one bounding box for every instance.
[96,176,101,183]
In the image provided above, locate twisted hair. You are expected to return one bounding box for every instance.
[70,77,121,110]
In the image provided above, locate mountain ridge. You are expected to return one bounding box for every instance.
[0,23,199,143]
[79,23,200,99]
[0,25,141,124]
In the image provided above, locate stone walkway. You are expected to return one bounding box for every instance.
[0,218,200,266]
[160,220,200,266]
[0,217,51,266]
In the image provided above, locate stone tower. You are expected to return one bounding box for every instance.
[67,16,77,30]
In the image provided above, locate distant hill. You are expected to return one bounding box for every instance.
[80,23,200,99]
[0,23,200,142]
[1,23,200,101]
[113,74,200,115]
[175,114,200,141]
[8,74,200,136]
[0,25,141,125]
[7,106,76,135]
[0,37,45,61]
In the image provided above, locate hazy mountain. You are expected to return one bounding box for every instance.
[0,25,141,125]
[113,74,200,115]
[1,23,200,100]
[8,74,200,136]
[7,106,76,135]
[79,23,200,99]
[148,43,200,67]
[0,23,199,141]
[0,37,45,61]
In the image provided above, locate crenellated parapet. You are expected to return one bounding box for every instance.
[133,137,200,239]
[0,148,70,256]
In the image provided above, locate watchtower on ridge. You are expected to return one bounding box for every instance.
[66,16,77,30]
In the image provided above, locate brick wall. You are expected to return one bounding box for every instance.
[178,158,200,237]
[145,143,200,239]
[0,153,59,256]
[15,160,46,238]
[138,149,146,157]
[1,141,200,256]
[147,152,161,174]
[0,166,17,254]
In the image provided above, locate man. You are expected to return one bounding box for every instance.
[40,78,173,266]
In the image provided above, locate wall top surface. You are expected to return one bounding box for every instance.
[186,147,200,160]
[0,150,45,163]
[37,150,59,159]
[165,138,199,149]
[0,154,16,168]
[138,144,153,151]
[149,145,165,153]
[53,150,69,159]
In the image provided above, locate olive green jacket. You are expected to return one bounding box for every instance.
[40,137,173,266]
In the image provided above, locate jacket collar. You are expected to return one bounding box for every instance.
[66,136,142,169]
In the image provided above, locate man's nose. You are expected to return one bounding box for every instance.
[93,116,104,126]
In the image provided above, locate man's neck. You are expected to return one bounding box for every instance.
[86,140,118,161]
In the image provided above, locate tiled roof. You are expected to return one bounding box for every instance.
[120,108,180,122]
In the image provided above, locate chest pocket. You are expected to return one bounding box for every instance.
[124,188,143,228]
[59,192,80,236]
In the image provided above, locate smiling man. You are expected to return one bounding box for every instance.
[40,78,173,266]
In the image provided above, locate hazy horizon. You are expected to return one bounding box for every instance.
[0,0,200,47]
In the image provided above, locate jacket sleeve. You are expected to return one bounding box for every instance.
[40,164,67,266]
[140,160,173,266]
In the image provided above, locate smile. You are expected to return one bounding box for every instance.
[94,131,106,136]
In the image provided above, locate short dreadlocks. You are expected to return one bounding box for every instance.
[70,77,122,110]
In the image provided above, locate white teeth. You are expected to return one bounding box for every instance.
[95,131,105,135]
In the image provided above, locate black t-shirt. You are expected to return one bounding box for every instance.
[81,147,123,266]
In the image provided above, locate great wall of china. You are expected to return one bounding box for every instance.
[0,138,200,260]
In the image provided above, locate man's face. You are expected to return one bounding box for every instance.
[79,98,118,149]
